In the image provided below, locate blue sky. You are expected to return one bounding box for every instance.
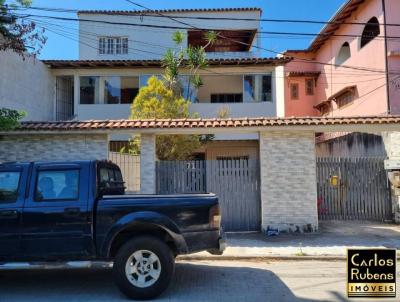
[20,0,346,59]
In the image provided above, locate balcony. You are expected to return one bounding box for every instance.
[56,74,277,121]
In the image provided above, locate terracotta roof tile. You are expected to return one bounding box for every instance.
[42,57,291,69]
[77,8,262,15]
[4,116,399,133]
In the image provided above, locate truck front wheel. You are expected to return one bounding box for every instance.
[113,236,175,300]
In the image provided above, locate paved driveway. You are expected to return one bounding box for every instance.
[1,259,399,302]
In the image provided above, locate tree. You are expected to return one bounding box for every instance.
[129,31,216,160]
[129,76,202,160]
[0,0,46,57]
[0,107,25,130]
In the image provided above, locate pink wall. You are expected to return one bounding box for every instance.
[284,53,320,117]
[285,0,391,117]
[385,0,400,114]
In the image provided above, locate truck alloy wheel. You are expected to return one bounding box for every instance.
[113,236,175,300]
[125,250,162,288]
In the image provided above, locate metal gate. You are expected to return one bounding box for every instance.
[317,157,392,221]
[156,159,261,232]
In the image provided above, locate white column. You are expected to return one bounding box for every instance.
[73,73,79,119]
[273,65,285,117]
[259,130,318,233]
[140,133,156,194]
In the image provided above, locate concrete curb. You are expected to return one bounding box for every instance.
[177,255,347,261]
[178,255,400,261]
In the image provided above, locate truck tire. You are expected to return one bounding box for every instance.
[113,236,175,300]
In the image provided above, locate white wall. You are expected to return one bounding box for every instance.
[78,10,260,60]
[0,50,54,121]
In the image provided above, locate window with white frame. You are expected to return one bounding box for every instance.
[99,37,128,55]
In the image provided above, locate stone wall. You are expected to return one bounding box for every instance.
[140,134,156,194]
[0,134,109,162]
[259,131,318,232]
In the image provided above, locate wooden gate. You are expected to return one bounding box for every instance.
[317,157,392,221]
[156,159,261,232]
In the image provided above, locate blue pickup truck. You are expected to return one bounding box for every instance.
[0,160,225,300]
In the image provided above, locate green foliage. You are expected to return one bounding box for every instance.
[130,76,202,160]
[0,0,46,57]
[129,30,216,160]
[0,107,25,130]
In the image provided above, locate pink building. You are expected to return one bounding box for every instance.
[284,0,400,118]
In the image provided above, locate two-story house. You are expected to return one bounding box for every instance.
[283,0,400,156]
[41,7,289,160]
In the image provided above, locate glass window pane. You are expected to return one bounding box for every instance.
[116,38,121,54]
[99,38,106,54]
[107,38,114,54]
[35,170,79,201]
[121,77,139,104]
[104,76,121,104]
[262,75,272,102]
[80,76,99,104]
[243,75,255,102]
[244,75,272,102]
[0,172,20,203]
[122,38,128,54]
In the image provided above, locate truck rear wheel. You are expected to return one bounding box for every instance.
[113,236,175,300]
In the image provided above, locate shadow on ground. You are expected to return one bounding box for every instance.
[0,262,326,302]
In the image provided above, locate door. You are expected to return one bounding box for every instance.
[0,166,26,258]
[21,163,92,259]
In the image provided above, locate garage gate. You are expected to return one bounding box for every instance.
[317,157,392,222]
[156,159,261,232]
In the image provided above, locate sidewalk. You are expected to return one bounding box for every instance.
[179,221,400,260]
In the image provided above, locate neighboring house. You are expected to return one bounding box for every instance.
[283,0,400,156]
[40,7,288,160]
[0,34,54,121]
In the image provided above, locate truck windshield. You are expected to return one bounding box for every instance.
[0,171,20,203]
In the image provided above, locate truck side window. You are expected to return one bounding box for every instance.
[0,171,20,203]
[35,170,79,201]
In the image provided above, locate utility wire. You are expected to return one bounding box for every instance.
[5,4,400,27]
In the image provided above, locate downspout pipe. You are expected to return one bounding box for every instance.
[382,0,391,114]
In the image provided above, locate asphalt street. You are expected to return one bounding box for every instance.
[0,260,399,301]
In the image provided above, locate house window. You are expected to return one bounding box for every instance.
[99,37,128,55]
[336,91,354,108]
[336,42,351,65]
[320,104,331,116]
[80,76,139,105]
[211,94,243,103]
[104,76,139,104]
[360,17,380,48]
[80,76,100,104]
[243,75,272,102]
[290,83,299,100]
[305,78,314,96]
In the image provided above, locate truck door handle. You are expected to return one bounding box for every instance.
[64,207,80,217]
[0,210,18,219]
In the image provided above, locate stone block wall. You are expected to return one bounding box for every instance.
[140,134,156,194]
[259,131,318,232]
[0,134,109,162]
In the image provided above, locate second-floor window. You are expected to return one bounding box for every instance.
[305,78,314,96]
[336,91,354,108]
[99,37,128,55]
[290,83,299,100]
